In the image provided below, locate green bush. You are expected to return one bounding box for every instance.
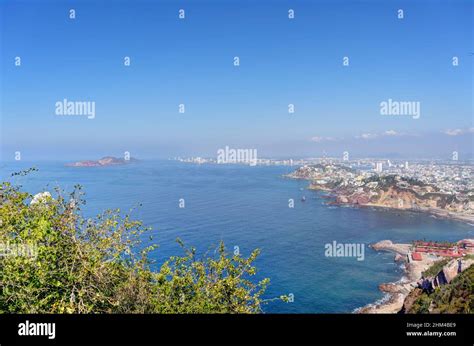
[422,258,450,278]
[0,175,277,313]
[409,265,474,314]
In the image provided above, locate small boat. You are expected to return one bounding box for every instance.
[301,196,306,202]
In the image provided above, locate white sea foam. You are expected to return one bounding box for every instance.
[352,293,392,313]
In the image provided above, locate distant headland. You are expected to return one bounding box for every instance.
[287,162,474,224]
[66,156,139,167]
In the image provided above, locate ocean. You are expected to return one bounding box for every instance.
[2,160,473,313]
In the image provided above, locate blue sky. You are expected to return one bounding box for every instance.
[1,0,472,160]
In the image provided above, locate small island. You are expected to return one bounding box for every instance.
[66,156,139,167]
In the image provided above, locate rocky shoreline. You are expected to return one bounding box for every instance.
[286,165,474,313]
[286,163,474,225]
[356,240,429,313]
[357,239,474,314]
[301,178,474,225]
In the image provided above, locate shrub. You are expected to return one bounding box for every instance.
[0,176,274,313]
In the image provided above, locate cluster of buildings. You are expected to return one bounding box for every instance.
[174,156,317,166]
[378,161,474,194]
[409,240,474,261]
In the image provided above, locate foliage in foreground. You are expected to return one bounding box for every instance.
[421,258,450,278]
[0,178,274,313]
[409,265,474,314]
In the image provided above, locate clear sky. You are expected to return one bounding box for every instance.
[1,0,472,160]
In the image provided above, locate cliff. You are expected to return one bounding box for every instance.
[289,165,474,223]
[403,263,474,313]
[360,240,474,314]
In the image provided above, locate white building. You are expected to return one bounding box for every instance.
[375,162,383,173]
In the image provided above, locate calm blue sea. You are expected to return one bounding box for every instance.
[1,160,473,313]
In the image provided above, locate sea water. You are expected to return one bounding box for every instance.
[2,160,473,313]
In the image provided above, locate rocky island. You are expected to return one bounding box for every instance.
[66,156,139,167]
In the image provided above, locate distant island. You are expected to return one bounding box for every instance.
[66,156,139,167]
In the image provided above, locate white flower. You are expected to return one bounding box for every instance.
[30,192,52,205]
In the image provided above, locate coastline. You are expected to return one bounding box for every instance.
[285,162,474,226]
[290,169,474,313]
[356,239,474,314]
[306,184,474,225]
[356,240,436,314]
[363,202,474,225]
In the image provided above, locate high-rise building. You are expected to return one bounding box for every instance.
[375,162,383,173]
